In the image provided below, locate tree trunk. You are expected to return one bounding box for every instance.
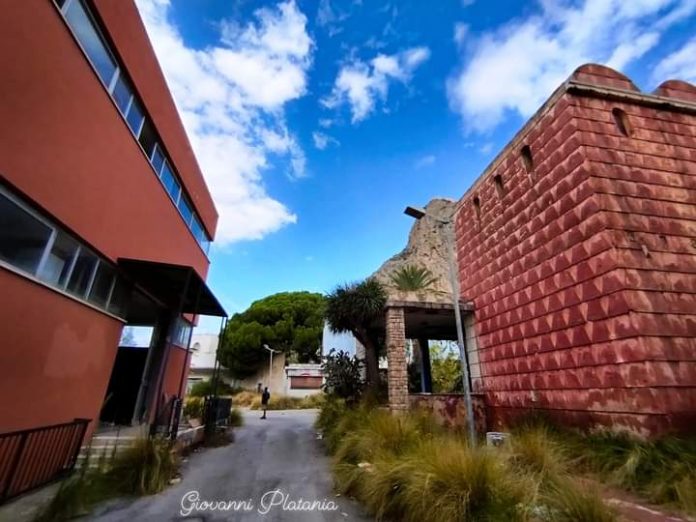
[355,329,380,391]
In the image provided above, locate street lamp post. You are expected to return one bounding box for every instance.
[404,205,476,443]
[263,344,279,391]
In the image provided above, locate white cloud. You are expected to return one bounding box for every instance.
[454,23,469,45]
[414,154,436,168]
[318,118,334,128]
[447,0,696,132]
[480,142,494,154]
[135,0,313,244]
[322,47,430,123]
[654,36,696,82]
[316,0,349,37]
[312,131,339,150]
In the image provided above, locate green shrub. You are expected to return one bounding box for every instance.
[189,379,237,397]
[398,439,533,522]
[544,479,617,522]
[322,349,364,403]
[229,408,244,427]
[248,393,324,410]
[183,396,204,419]
[34,437,179,521]
[232,390,259,407]
[109,437,179,495]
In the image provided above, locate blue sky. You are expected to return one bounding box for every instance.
[134,0,696,331]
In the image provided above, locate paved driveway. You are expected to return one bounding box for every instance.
[87,410,371,522]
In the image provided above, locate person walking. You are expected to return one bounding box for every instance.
[260,387,270,419]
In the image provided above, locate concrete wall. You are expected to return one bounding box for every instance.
[0,270,122,436]
[235,352,288,394]
[454,64,696,437]
[0,0,217,435]
[0,0,213,276]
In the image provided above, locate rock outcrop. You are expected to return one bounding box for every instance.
[371,198,456,304]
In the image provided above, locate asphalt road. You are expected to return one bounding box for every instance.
[87,410,371,522]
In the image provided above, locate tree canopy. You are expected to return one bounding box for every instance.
[325,279,387,389]
[219,292,326,379]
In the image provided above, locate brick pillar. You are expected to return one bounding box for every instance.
[386,307,408,412]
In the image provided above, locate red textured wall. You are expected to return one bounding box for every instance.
[455,64,696,437]
[0,269,122,438]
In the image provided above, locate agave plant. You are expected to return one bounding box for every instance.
[390,265,438,291]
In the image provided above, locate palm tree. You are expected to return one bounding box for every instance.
[325,279,387,390]
[390,265,438,291]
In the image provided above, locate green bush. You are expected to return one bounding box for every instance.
[229,408,244,427]
[319,401,618,522]
[34,437,179,522]
[183,396,204,419]
[108,437,179,496]
[248,393,324,410]
[189,379,236,397]
[322,349,364,403]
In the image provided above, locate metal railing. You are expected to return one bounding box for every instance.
[0,418,90,504]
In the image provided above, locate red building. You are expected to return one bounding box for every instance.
[0,0,225,459]
[455,64,696,437]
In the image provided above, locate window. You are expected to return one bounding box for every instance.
[160,161,175,187]
[172,318,192,347]
[63,0,117,87]
[126,99,145,136]
[178,196,193,226]
[150,144,165,175]
[612,108,632,137]
[108,277,131,317]
[138,121,157,159]
[111,73,132,116]
[88,261,115,307]
[1,184,129,318]
[66,247,98,298]
[493,174,504,197]
[521,145,534,173]
[39,231,79,287]
[161,163,181,202]
[0,192,52,274]
[191,216,205,244]
[119,326,154,348]
[56,0,212,254]
[473,196,481,221]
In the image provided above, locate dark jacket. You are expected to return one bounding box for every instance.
[261,390,270,405]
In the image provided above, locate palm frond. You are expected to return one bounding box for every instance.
[390,265,438,291]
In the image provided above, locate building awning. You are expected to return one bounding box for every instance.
[118,258,227,317]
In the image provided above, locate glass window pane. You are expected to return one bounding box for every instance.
[0,193,52,274]
[88,261,115,308]
[119,326,153,348]
[64,0,117,86]
[160,162,180,201]
[126,99,144,136]
[151,145,165,175]
[66,247,97,297]
[138,119,157,158]
[177,196,193,225]
[39,231,78,287]
[108,277,131,317]
[111,73,131,115]
[190,215,204,243]
[172,318,192,347]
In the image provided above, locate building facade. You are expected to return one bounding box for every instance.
[0,0,224,440]
[454,64,696,436]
